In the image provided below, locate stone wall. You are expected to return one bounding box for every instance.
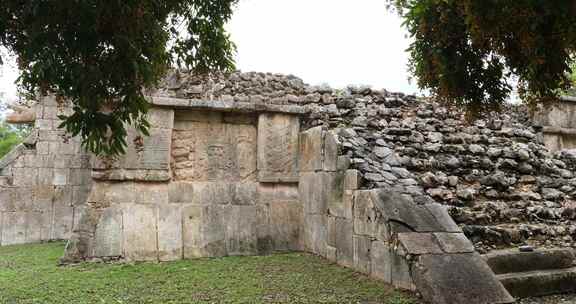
[0,96,91,246]
[299,127,513,304]
[63,105,303,262]
[534,96,576,152]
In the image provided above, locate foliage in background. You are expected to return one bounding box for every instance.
[569,61,576,96]
[389,0,576,118]
[0,1,237,156]
[0,121,27,158]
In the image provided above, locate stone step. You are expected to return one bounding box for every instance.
[497,267,576,298]
[483,248,575,274]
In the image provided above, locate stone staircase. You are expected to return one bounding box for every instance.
[483,248,576,299]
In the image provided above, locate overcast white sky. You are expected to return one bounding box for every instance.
[0,0,417,104]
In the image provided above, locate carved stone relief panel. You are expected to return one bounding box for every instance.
[257,114,300,182]
[172,111,257,182]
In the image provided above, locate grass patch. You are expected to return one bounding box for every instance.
[0,242,420,304]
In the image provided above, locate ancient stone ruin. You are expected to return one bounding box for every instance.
[2,71,576,304]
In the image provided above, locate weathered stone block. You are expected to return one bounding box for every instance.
[299,126,323,172]
[182,205,203,258]
[51,205,74,240]
[398,232,443,255]
[122,204,158,261]
[147,108,174,129]
[192,182,234,205]
[433,233,475,253]
[26,211,51,243]
[425,203,462,233]
[201,205,229,257]
[371,241,392,283]
[344,170,360,190]
[1,212,27,245]
[270,201,302,251]
[158,204,183,261]
[353,191,379,237]
[172,121,257,182]
[334,218,354,268]
[227,205,258,255]
[168,182,195,203]
[353,235,372,275]
[93,206,123,257]
[304,214,327,257]
[372,190,446,233]
[134,182,169,204]
[257,113,300,182]
[299,172,327,215]
[233,182,257,205]
[391,247,415,291]
[412,253,514,304]
[323,131,338,172]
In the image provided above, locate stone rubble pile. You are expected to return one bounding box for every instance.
[157,70,576,253]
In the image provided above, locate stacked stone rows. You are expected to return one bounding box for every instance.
[159,70,576,253]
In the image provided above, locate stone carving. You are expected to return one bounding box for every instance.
[172,118,257,182]
[257,114,300,182]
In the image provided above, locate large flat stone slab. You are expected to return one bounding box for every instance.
[412,253,514,304]
[257,113,300,182]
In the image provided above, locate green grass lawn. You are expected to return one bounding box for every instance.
[0,242,420,304]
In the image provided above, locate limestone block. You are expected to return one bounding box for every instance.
[433,233,475,253]
[168,182,195,203]
[325,171,344,216]
[172,121,257,182]
[71,185,91,206]
[334,218,354,268]
[326,245,337,262]
[412,253,514,304]
[274,184,299,202]
[147,108,174,129]
[53,168,69,186]
[299,172,327,215]
[134,182,169,204]
[89,182,136,204]
[323,131,338,172]
[344,170,360,190]
[37,168,54,185]
[182,205,203,258]
[372,190,446,233]
[1,212,27,245]
[353,235,372,275]
[223,113,257,125]
[93,206,123,257]
[122,204,158,261]
[10,187,34,211]
[391,247,415,291]
[270,201,302,251]
[201,205,229,257]
[183,205,229,258]
[158,204,183,261]
[69,169,91,186]
[425,203,462,233]
[227,205,258,255]
[257,113,300,182]
[139,128,172,171]
[398,232,443,255]
[51,205,74,240]
[303,213,327,257]
[26,211,51,243]
[233,182,257,205]
[191,182,234,205]
[299,126,323,172]
[371,241,392,283]
[255,204,273,254]
[353,191,379,237]
[174,110,223,124]
[53,186,73,207]
[12,168,38,186]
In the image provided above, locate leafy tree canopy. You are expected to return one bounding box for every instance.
[0,1,237,155]
[389,0,576,118]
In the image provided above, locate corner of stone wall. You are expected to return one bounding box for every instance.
[0,96,92,247]
[299,126,514,304]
